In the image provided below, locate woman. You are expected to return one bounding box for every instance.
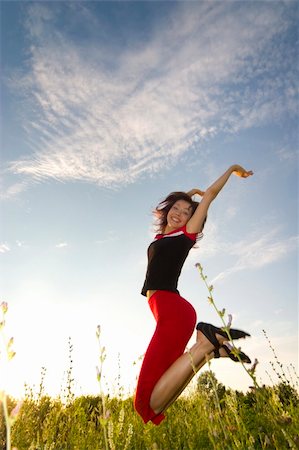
[134,164,254,425]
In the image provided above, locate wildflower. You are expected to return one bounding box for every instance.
[8,350,16,360]
[118,407,125,432]
[196,263,260,389]
[219,308,226,317]
[96,365,101,382]
[11,400,23,419]
[1,302,8,314]
[96,324,101,338]
[249,358,259,374]
[7,337,16,359]
[101,346,106,359]
[124,424,133,450]
[107,420,114,450]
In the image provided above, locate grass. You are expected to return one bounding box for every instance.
[1,376,298,449]
[1,266,299,449]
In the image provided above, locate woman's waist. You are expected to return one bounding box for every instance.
[146,288,180,300]
[142,274,180,297]
[146,289,157,300]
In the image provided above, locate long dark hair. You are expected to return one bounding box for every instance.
[153,191,205,234]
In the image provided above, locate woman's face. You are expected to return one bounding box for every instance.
[166,200,193,230]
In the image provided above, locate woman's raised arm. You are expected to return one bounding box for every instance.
[186,165,253,234]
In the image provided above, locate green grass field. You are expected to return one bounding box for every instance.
[1,370,298,450]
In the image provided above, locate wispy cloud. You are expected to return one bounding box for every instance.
[210,231,298,284]
[95,231,118,245]
[0,180,29,200]
[55,242,68,249]
[276,147,298,162]
[5,2,298,193]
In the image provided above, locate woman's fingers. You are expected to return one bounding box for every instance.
[234,169,254,178]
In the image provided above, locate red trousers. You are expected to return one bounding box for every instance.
[134,290,197,425]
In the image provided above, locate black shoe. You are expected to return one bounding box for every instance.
[221,344,251,364]
[196,322,250,351]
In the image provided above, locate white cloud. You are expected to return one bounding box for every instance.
[55,242,68,249]
[5,2,298,192]
[276,147,298,162]
[0,243,10,254]
[0,180,29,200]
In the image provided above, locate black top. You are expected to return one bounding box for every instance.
[141,225,203,296]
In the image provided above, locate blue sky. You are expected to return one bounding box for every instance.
[1,1,298,400]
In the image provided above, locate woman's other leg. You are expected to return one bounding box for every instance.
[134,291,196,424]
[149,330,215,413]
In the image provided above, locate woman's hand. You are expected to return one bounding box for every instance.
[232,165,254,178]
[187,188,205,197]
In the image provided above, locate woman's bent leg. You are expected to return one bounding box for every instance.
[149,338,214,413]
[134,291,196,425]
[149,325,239,413]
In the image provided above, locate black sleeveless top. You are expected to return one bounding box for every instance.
[141,225,203,296]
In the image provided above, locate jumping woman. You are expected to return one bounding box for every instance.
[134,164,254,425]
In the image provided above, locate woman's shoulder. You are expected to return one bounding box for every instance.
[182,225,203,242]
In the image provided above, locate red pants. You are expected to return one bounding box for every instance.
[134,290,197,425]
